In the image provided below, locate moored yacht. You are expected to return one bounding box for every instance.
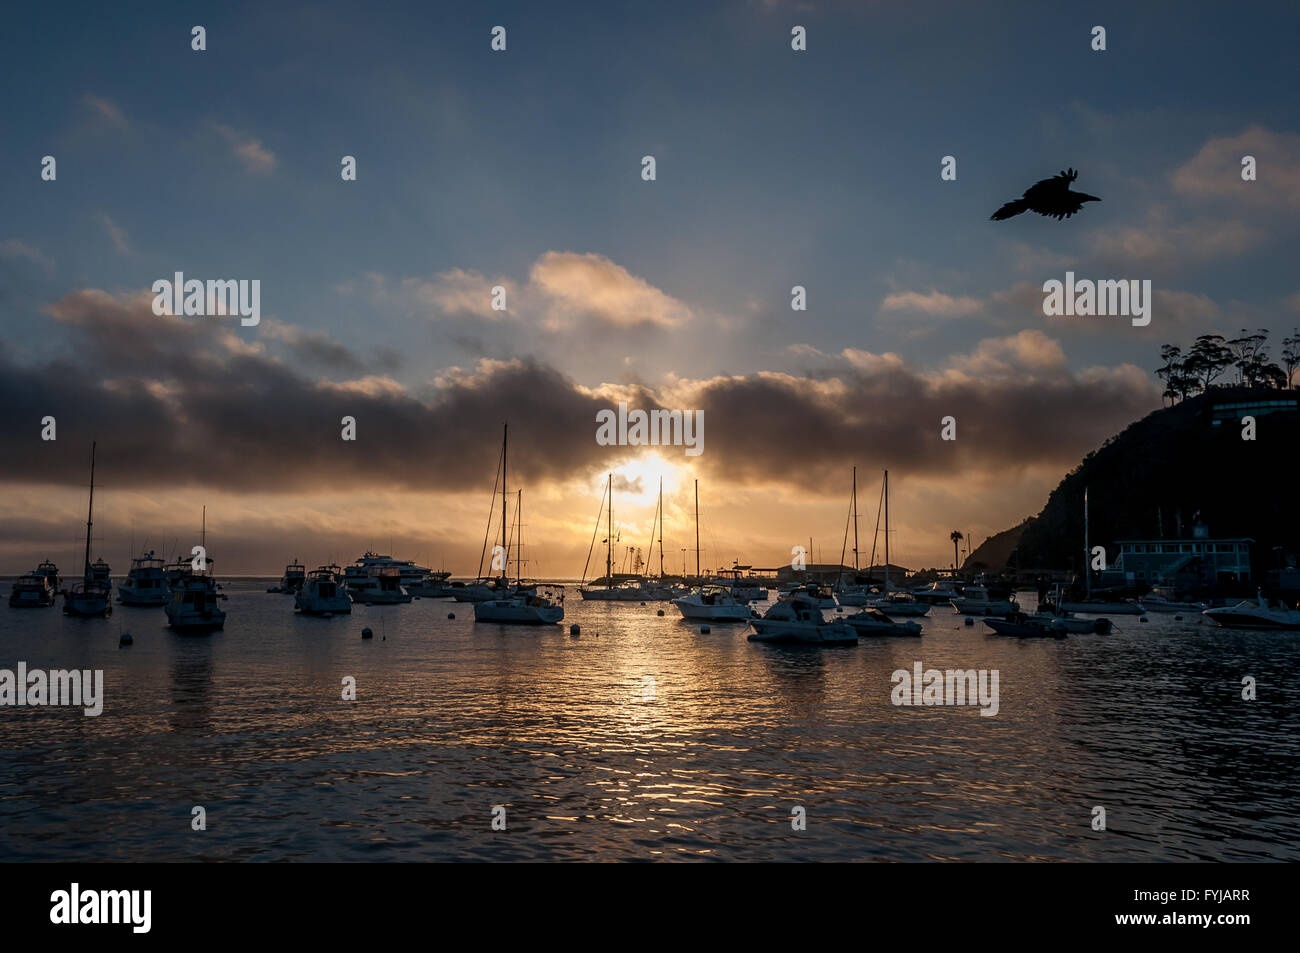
[343,552,432,593]
[673,585,754,621]
[474,584,565,625]
[118,550,169,606]
[351,566,412,604]
[748,593,857,645]
[1203,590,1300,630]
[950,585,1018,616]
[843,606,922,637]
[295,565,352,615]
[278,560,307,594]
[579,473,651,602]
[34,559,62,594]
[452,576,515,602]
[910,580,964,604]
[166,568,226,631]
[866,591,930,617]
[9,573,57,608]
[404,570,455,598]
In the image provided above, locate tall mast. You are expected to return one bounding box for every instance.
[1084,486,1090,598]
[501,423,508,578]
[658,476,665,579]
[606,473,613,589]
[883,469,890,593]
[516,489,522,587]
[852,466,859,573]
[83,441,96,580]
[694,479,700,579]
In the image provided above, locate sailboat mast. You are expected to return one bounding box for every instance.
[658,476,664,579]
[516,489,522,587]
[501,423,508,577]
[606,473,613,589]
[883,469,890,593]
[83,441,96,579]
[694,480,700,579]
[1084,486,1090,598]
[852,466,859,573]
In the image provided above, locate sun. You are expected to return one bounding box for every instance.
[607,453,685,507]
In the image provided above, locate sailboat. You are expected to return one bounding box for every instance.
[63,442,113,618]
[579,473,649,601]
[864,469,929,617]
[474,490,565,624]
[673,480,753,622]
[456,424,526,603]
[645,477,687,600]
[834,467,872,606]
[1057,487,1145,615]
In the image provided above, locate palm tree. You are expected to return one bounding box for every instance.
[950,530,964,572]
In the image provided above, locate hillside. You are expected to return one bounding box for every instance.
[1004,387,1299,574]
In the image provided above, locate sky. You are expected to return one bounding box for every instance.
[1,0,1297,577]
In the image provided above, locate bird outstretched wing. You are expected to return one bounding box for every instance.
[990,198,1030,221]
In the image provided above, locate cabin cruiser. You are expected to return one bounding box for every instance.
[351,566,412,604]
[865,591,930,617]
[674,585,754,622]
[950,585,1017,616]
[1032,605,1111,634]
[1139,587,1206,613]
[8,573,57,608]
[343,552,433,593]
[1203,591,1300,630]
[271,560,306,594]
[715,568,768,602]
[295,565,352,615]
[983,613,1066,639]
[778,583,838,609]
[118,551,169,606]
[404,570,455,598]
[843,606,922,637]
[34,559,62,594]
[834,585,872,607]
[910,580,964,604]
[474,584,565,625]
[165,568,226,631]
[748,594,857,645]
[89,558,112,594]
[644,580,689,601]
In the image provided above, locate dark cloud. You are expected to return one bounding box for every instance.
[0,289,1161,496]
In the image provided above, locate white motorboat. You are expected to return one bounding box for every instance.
[778,583,838,609]
[580,579,651,601]
[843,606,922,637]
[404,570,455,598]
[166,570,226,631]
[911,580,964,604]
[117,550,169,606]
[452,577,514,602]
[8,573,57,608]
[278,560,307,594]
[351,566,412,604]
[674,585,754,621]
[1032,609,1110,634]
[63,443,112,619]
[1057,599,1144,615]
[474,584,565,625]
[295,565,352,615]
[834,586,871,607]
[1203,591,1300,630]
[748,594,857,645]
[1139,587,1206,613]
[866,591,930,617]
[343,552,433,593]
[716,566,768,602]
[950,585,1018,616]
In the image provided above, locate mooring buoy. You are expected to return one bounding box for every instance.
[361,627,373,639]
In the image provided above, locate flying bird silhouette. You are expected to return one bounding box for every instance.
[990,168,1101,221]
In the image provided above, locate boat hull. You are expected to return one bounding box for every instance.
[950,599,1017,616]
[473,601,563,625]
[983,619,1064,639]
[748,621,857,644]
[1202,609,1300,630]
[1058,601,1144,615]
[673,600,752,621]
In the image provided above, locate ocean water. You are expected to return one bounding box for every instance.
[1,581,1297,862]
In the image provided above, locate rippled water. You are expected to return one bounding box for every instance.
[1,580,1297,861]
